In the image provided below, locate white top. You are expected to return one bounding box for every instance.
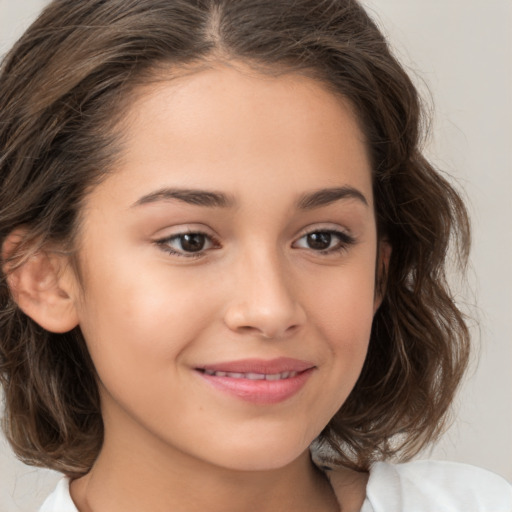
[39,460,512,511]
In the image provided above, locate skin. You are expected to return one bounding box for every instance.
[37,63,385,511]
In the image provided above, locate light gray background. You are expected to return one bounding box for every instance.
[1,1,511,510]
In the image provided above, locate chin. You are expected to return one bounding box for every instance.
[203,436,312,472]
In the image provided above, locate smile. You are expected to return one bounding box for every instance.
[201,370,299,380]
[196,358,315,405]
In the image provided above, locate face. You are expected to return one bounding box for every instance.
[70,63,382,472]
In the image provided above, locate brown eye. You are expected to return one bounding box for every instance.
[306,232,332,250]
[293,229,356,254]
[157,231,217,258]
[179,233,206,252]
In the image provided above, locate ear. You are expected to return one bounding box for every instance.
[373,239,391,314]
[2,230,79,333]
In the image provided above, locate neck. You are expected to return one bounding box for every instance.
[70,422,339,512]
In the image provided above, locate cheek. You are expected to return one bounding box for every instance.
[305,259,376,390]
[296,272,375,441]
[75,257,217,384]
[310,262,376,340]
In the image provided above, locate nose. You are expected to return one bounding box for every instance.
[223,249,306,339]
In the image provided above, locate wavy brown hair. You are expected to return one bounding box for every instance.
[0,0,470,476]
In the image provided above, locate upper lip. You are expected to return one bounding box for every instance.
[197,357,315,374]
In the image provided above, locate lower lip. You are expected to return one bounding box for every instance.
[197,369,314,404]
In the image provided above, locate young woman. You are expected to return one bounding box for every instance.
[0,1,510,511]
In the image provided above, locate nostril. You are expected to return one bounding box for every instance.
[223,294,306,339]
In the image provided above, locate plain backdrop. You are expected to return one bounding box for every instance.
[0,1,511,510]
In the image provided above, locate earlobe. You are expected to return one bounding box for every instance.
[2,231,79,333]
[373,239,391,314]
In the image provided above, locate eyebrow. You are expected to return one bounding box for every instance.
[131,185,368,209]
[132,188,235,208]
[296,186,368,209]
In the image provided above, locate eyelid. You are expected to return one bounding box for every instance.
[152,223,356,259]
[292,226,356,254]
[295,223,355,241]
[153,227,221,259]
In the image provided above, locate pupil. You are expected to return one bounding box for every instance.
[307,232,331,250]
[181,233,205,252]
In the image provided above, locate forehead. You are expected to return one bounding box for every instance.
[96,62,372,208]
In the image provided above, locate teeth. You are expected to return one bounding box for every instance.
[203,370,299,380]
[246,373,265,380]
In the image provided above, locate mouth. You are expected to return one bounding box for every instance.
[199,369,300,380]
[195,358,315,404]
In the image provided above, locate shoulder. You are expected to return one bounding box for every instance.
[38,478,78,512]
[363,460,512,512]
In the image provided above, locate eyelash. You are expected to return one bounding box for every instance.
[155,229,356,259]
[155,231,220,259]
[294,229,356,255]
